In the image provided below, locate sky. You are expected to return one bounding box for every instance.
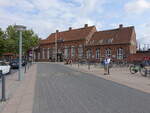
[0,0,150,45]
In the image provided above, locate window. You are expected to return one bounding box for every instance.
[117,48,124,59]
[108,38,113,44]
[42,48,45,59]
[43,48,47,59]
[47,48,50,59]
[96,48,100,59]
[99,40,103,44]
[38,52,40,59]
[78,45,83,58]
[49,48,53,58]
[52,47,56,59]
[0,62,7,66]
[64,46,69,58]
[103,38,113,44]
[87,49,92,59]
[71,46,75,57]
[105,48,111,57]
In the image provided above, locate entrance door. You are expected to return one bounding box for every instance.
[57,53,64,62]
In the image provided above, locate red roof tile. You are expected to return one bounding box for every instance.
[40,26,96,44]
[88,26,134,45]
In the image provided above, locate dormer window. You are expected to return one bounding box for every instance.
[103,38,113,44]
[108,38,113,43]
[99,40,103,44]
[57,37,64,42]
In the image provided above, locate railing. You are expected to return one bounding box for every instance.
[70,60,131,69]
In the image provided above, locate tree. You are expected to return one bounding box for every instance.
[0,28,5,56]
[22,29,39,55]
[0,25,39,57]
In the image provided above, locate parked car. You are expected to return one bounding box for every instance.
[0,61,11,76]
[10,59,27,69]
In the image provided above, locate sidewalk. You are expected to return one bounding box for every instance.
[63,63,150,94]
[0,64,37,113]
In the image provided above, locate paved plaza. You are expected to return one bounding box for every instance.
[0,63,150,113]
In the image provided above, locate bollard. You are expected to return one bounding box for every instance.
[0,70,6,102]
[78,62,79,68]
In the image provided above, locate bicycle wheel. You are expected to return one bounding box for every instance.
[129,65,137,74]
[140,67,147,77]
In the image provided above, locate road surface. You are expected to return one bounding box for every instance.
[33,63,150,113]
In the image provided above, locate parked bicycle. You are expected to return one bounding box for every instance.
[129,63,147,76]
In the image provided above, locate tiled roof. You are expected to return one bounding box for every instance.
[88,26,134,45]
[40,26,96,44]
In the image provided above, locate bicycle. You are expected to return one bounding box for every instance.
[129,64,147,77]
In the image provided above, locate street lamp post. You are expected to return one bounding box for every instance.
[14,25,26,81]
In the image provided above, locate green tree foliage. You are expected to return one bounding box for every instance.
[0,25,39,57]
[0,28,5,56]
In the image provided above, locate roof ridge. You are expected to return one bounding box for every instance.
[51,25,95,34]
[97,26,134,33]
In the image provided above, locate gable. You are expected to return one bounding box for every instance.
[88,26,134,45]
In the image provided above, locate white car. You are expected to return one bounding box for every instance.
[0,61,11,75]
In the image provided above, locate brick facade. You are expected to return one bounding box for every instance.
[33,24,137,62]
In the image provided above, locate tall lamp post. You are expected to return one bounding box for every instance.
[14,25,26,81]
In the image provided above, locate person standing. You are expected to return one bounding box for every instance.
[104,56,111,75]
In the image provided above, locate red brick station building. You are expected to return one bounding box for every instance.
[33,24,137,62]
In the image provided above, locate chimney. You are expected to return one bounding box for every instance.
[69,27,72,31]
[84,24,88,28]
[119,24,123,28]
[56,30,59,33]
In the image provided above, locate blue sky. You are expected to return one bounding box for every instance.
[0,0,150,45]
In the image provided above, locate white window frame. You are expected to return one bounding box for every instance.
[78,45,83,58]
[96,48,100,59]
[87,49,92,59]
[64,46,69,58]
[105,48,111,57]
[117,48,124,59]
[71,46,75,57]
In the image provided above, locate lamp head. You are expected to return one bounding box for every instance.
[14,25,26,31]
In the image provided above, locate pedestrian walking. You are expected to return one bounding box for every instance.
[103,56,111,75]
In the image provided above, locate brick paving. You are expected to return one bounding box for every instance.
[63,63,150,94]
[32,63,150,113]
[0,62,150,113]
[0,64,36,113]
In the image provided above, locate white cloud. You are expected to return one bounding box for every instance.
[136,23,150,44]
[0,0,35,12]
[0,0,107,39]
[0,0,13,7]
[125,0,150,14]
